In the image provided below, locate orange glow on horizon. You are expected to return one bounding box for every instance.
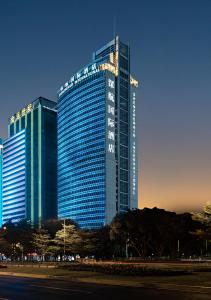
[138,163,211,213]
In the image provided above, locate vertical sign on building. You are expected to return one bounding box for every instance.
[105,72,117,223]
[130,88,138,209]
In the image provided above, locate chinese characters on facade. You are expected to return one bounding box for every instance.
[107,78,115,154]
[10,103,33,124]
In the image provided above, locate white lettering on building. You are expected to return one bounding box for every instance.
[108,130,115,141]
[108,118,115,128]
[58,63,100,97]
[108,143,115,153]
[107,76,115,155]
[108,91,114,102]
[108,78,115,89]
[108,105,114,115]
[132,92,136,195]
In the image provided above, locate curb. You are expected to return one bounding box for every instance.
[0,272,52,279]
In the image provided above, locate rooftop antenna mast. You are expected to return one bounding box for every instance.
[113,15,117,39]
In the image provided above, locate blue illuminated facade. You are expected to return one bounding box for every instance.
[58,70,107,228]
[2,97,57,226]
[58,36,138,229]
[0,139,3,226]
[2,131,26,223]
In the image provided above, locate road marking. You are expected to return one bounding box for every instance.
[147,282,211,295]
[154,286,210,295]
[157,283,211,289]
[30,284,92,294]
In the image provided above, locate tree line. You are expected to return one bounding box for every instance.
[0,206,210,261]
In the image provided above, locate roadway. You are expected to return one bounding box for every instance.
[0,275,211,300]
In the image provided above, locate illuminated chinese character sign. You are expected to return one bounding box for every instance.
[10,103,33,124]
[58,63,100,98]
[106,77,115,158]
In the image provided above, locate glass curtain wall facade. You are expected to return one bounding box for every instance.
[2,130,26,224]
[58,71,107,228]
[2,97,57,226]
[0,139,3,227]
[58,36,138,229]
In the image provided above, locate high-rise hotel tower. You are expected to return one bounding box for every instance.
[0,139,3,227]
[2,97,57,225]
[58,37,138,229]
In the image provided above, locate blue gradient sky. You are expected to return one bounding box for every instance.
[0,0,211,212]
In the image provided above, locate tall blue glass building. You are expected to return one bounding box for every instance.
[0,139,3,227]
[58,36,138,229]
[2,97,57,226]
[2,131,26,223]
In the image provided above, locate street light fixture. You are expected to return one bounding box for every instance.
[64,219,66,261]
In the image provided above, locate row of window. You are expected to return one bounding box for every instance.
[58,165,105,186]
[59,72,104,103]
[58,131,105,155]
[59,178,105,195]
[58,195,105,209]
[58,189,105,202]
[58,92,105,130]
[59,203,105,213]
[58,140,105,161]
[58,83,105,119]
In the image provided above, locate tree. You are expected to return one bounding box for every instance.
[110,209,153,257]
[0,220,34,259]
[41,219,78,238]
[53,224,81,258]
[93,226,116,259]
[76,230,97,257]
[110,208,201,258]
[0,237,12,257]
[192,203,211,255]
[32,229,51,260]
[15,220,34,255]
[193,203,211,228]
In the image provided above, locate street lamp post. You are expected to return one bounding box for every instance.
[205,239,208,256]
[21,245,24,262]
[126,235,130,259]
[177,239,180,257]
[64,219,66,261]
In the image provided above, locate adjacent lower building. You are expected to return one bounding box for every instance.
[2,97,57,225]
[2,131,26,224]
[57,36,138,229]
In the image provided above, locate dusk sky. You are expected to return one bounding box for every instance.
[0,0,211,212]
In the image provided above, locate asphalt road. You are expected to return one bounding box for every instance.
[0,275,211,300]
